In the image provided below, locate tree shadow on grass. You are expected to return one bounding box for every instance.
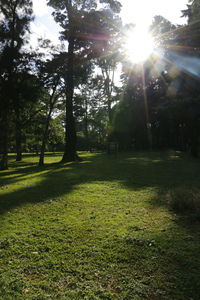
[144,190,200,299]
[1,151,200,298]
[1,150,200,218]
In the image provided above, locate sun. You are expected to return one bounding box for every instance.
[125,26,155,63]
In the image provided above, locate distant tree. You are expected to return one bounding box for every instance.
[37,54,64,166]
[48,114,65,152]
[74,75,113,150]
[94,10,122,124]
[112,13,200,155]
[13,70,42,161]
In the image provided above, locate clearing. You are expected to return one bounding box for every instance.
[0,152,200,299]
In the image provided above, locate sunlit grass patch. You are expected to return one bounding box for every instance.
[0,152,200,299]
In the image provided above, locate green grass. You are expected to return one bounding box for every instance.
[1,151,200,299]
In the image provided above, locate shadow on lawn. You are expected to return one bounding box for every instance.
[1,150,200,218]
[1,151,200,298]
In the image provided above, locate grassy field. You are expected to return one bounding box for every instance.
[0,151,200,299]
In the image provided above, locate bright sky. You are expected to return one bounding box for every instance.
[31,0,189,48]
[120,0,188,27]
[30,0,60,48]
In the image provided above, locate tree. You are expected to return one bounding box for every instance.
[37,54,64,166]
[12,52,43,161]
[0,0,33,169]
[182,0,200,23]
[74,75,116,150]
[47,0,121,162]
[94,9,122,124]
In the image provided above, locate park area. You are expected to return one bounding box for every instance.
[2,0,200,298]
[0,151,200,299]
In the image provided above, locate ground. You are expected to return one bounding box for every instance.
[0,151,200,299]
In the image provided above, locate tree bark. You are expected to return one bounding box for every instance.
[61,17,80,163]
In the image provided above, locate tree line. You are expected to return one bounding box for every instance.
[0,0,199,170]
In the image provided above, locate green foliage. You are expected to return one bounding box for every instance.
[0,0,34,168]
[48,115,65,150]
[182,0,200,22]
[110,12,200,154]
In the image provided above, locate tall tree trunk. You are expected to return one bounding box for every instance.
[15,103,22,161]
[0,111,8,170]
[102,65,115,124]
[61,30,80,163]
[16,127,22,162]
[142,66,153,151]
[107,88,112,124]
[84,98,89,150]
[105,73,112,123]
[0,2,18,170]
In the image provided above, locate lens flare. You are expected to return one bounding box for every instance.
[125,27,155,63]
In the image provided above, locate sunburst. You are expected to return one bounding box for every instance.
[125,26,155,63]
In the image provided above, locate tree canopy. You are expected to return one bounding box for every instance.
[1,0,200,169]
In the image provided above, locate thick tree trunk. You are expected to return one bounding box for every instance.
[61,32,80,163]
[0,153,8,170]
[62,109,78,162]
[0,4,19,170]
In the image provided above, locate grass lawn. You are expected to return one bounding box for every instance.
[1,151,200,299]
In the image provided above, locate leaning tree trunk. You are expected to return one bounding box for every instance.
[61,30,80,163]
